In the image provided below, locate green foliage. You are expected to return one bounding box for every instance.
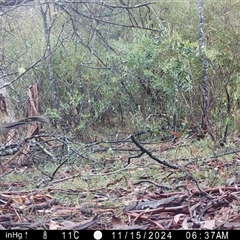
[3,1,240,141]
[106,29,201,132]
[45,108,60,119]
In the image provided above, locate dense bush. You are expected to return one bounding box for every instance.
[2,1,240,141]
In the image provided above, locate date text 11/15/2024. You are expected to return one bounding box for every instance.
[111,230,229,240]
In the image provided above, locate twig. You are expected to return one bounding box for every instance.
[128,135,178,169]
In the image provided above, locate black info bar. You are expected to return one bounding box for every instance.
[0,230,234,240]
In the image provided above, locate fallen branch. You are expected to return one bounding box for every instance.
[127,135,178,169]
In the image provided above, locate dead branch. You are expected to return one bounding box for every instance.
[128,134,178,169]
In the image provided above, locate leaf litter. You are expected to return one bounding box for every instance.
[0,134,240,230]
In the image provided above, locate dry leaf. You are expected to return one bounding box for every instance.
[202,219,216,230]
[174,214,186,224]
[111,215,124,228]
[49,220,61,230]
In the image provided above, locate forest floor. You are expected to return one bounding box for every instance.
[1,131,240,231]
